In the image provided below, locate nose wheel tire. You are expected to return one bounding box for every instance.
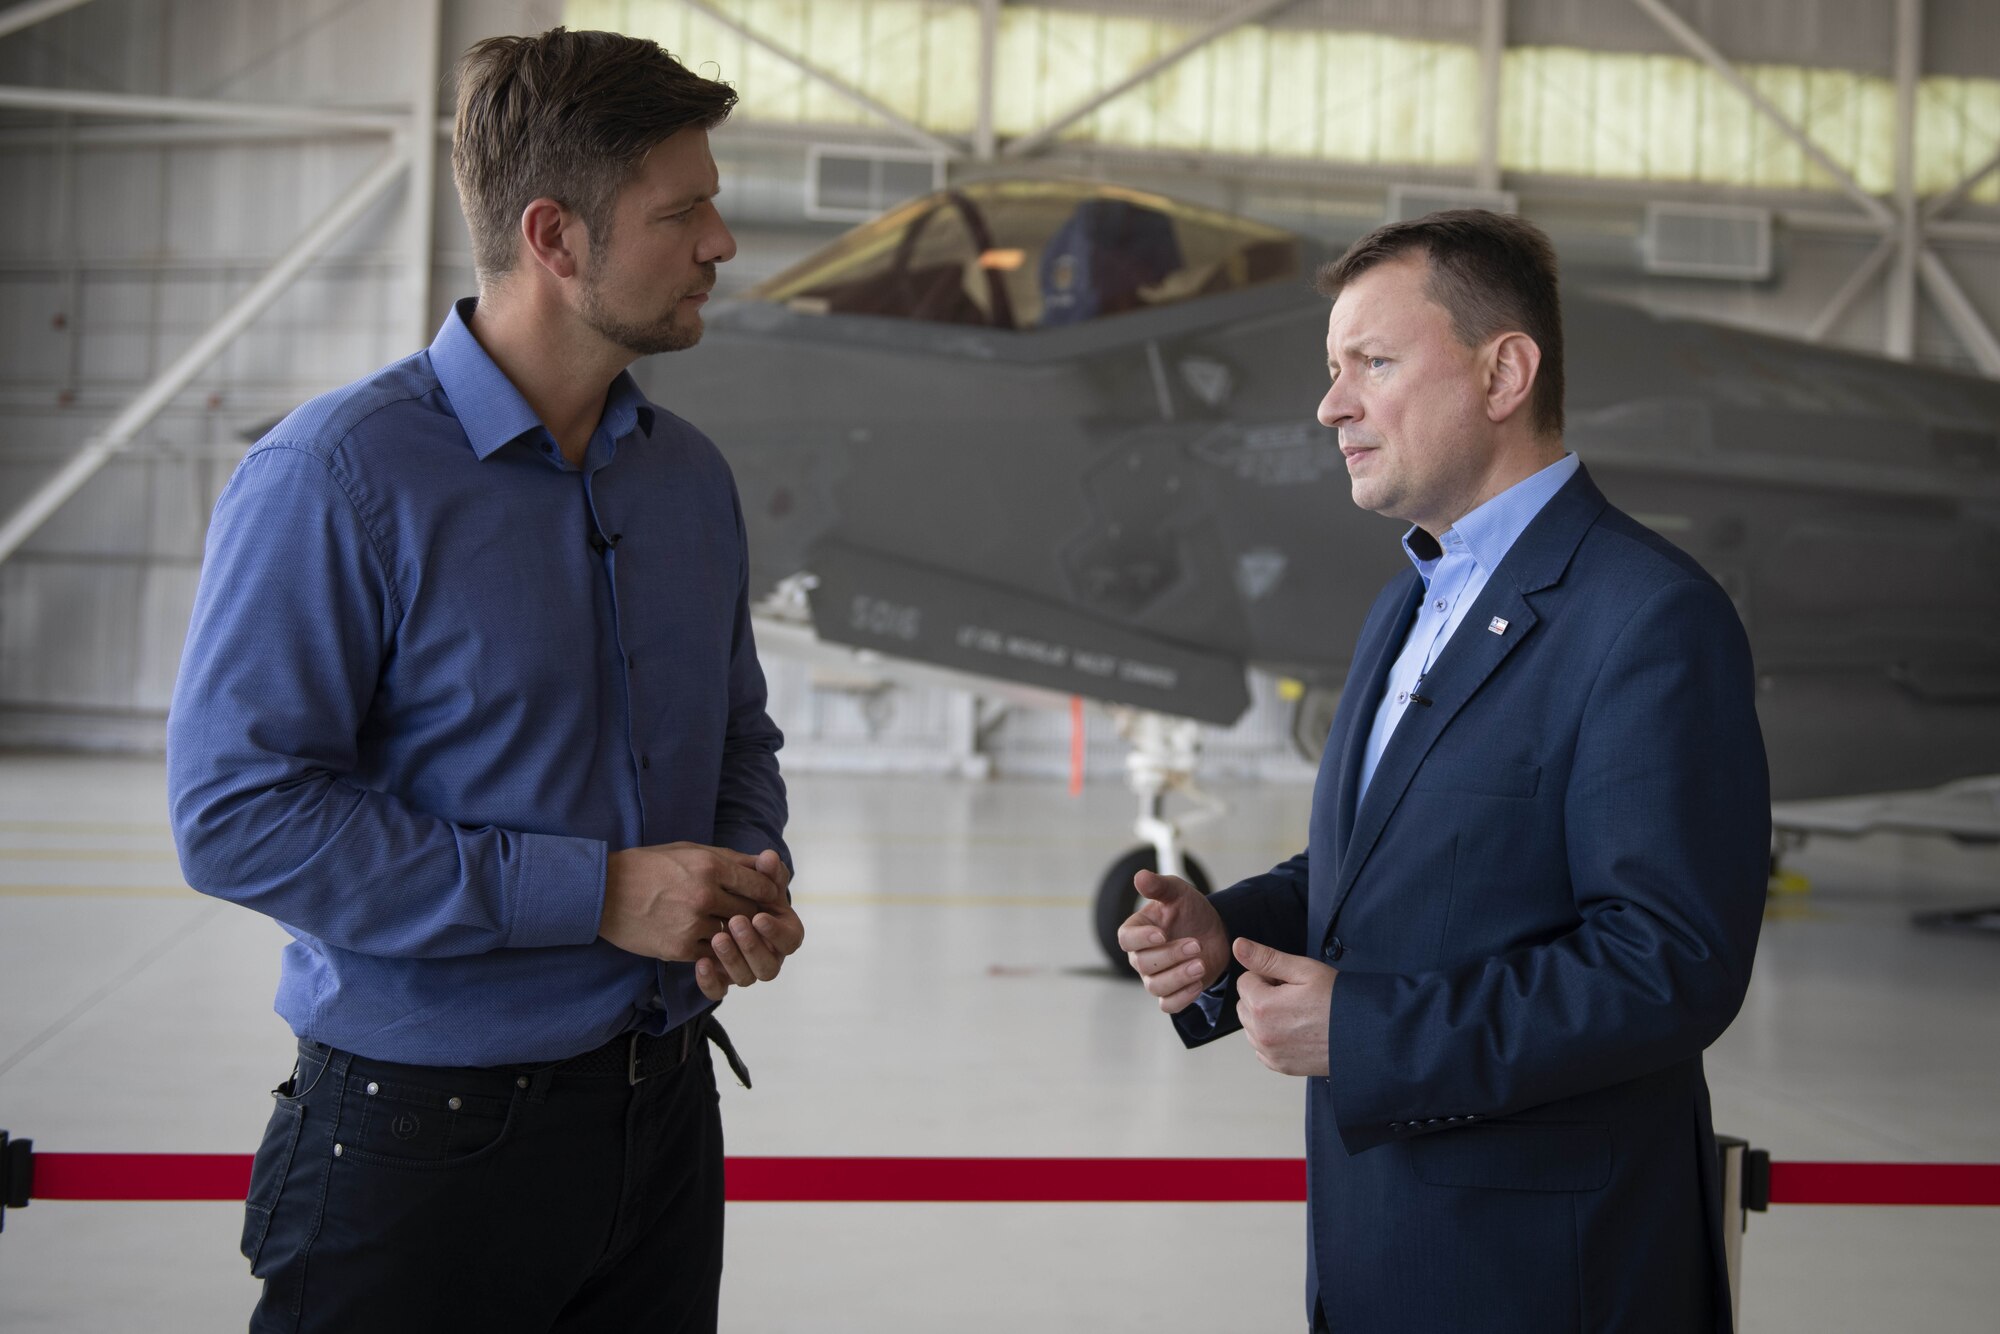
[1094,845,1212,976]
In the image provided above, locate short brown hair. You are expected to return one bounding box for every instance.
[451,28,737,281]
[1317,210,1565,436]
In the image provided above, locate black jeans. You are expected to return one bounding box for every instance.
[241,1021,725,1333]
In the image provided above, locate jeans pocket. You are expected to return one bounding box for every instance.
[240,1096,306,1268]
[338,1073,521,1171]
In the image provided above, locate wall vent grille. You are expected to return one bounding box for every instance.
[806,146,946,223]
[1642,202,1773,280]
[1385,184,1517,221]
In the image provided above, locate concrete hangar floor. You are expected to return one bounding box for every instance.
[0,754,1995,1333]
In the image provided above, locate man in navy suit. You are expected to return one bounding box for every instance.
[1120,211,1768,1332]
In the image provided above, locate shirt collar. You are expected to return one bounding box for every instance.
[1401,451,1581,578]
[428,297,655,461]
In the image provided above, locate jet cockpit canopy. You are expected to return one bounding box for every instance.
[749,178,1302,331]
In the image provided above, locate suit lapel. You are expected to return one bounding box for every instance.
[1332,577,1421,859]
[1319,466,1610,942]
[1309,575,1422,949]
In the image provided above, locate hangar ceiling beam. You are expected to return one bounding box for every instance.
[1886,0,1922,361]
[1917,250,2000,376]
[975,0,999,161]
[1628,0,1894,230]
[0,0,94,43]
[0,146,411,568]
[405,0,441,353]
[1474,0,1505,192]
[1805,234,1897,344]
[1002,0,1300,160]
[0,84,404,132]
[675,0,962,159]
[1923,144,2000,223]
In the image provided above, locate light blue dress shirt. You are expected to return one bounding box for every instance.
[1192,452,1578,1024]
[1355,452,1580,802]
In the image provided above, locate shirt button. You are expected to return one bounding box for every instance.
[1396,691,1408,704]
[1433,599,1446,611]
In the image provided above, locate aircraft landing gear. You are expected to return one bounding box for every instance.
[1769,829,1812,899]
[1093,710,1224,974]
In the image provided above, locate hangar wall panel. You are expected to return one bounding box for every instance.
[5,0,2000,769]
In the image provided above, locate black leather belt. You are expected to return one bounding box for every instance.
[524,1014,752,1088]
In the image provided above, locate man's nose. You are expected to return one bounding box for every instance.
[702,206,738,266]
[1317,382,1354,429]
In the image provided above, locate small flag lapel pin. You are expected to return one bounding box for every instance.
[1487,617,1509,635]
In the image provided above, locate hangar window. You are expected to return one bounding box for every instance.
[749,179,1301,331]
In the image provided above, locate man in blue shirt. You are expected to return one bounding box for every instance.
[1118,212,1768,1331]
[167,29,799,1333]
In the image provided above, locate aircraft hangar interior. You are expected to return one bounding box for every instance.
[0,0,1997,1330]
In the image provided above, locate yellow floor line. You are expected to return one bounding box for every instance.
[794,891,1091,907]
[0,820,173,835]
[0,848,179,862]
[788,831,1298,854]
[0,883,198,898]
[0,884,1087,907]
[0,823,1301,856]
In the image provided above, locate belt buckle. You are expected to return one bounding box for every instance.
[627,1021,697,1086]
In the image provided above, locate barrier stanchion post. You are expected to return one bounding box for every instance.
[0,1130,33,1233]
[1715,1134,1772,1327]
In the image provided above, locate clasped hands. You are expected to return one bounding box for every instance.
[1116,868,1335,1078]
[601,842,805,1002]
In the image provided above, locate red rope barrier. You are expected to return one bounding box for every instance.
[34,1153,249,1202]
[726,1156,1307,1202]
[1769,1162,2000,1207]
[22,1153,2000,1206]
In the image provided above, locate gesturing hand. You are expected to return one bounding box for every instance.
[1234,938,1336,1077]
[1116,868,1231,1014]
[601,842,789,966]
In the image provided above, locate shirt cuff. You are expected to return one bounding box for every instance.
[506,832,608,949]
[1193,975,1231,1026]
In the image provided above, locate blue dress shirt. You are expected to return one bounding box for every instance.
[167,298,788,1067]
[1356,453,1580,801]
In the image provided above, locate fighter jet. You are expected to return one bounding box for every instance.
[636,178,2000,963]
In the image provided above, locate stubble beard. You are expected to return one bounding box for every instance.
[579,262,714,357]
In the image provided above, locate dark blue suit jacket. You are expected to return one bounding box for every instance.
[1176,467,1769,1332]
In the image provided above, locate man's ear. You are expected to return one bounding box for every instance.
[519,197,583,281]
[1484,331,1541,426]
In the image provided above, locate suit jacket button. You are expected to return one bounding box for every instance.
[1324,937,1346,962]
